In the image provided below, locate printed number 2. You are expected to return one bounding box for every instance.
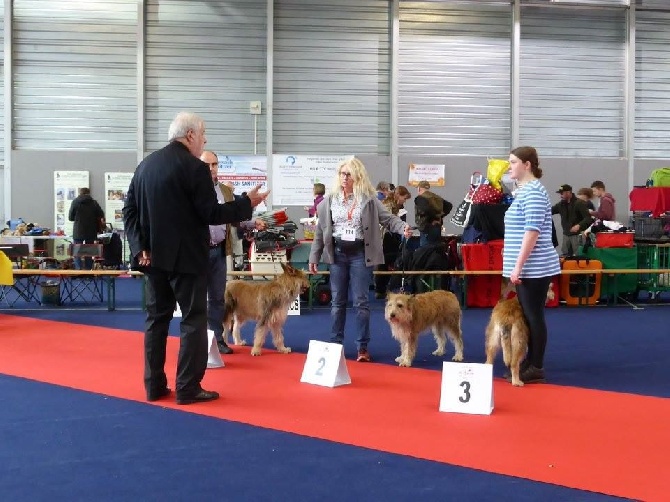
[315,357,326,376]
[459,381,471,403]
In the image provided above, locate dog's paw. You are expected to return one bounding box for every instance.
[234,339,248,346]
[278,347,292,354]
[432,349,446,357]
[511,379,524,387]
[250,348,262,356]
[451,354,464,362]
[394,356,403,363]
[398,359,412,367]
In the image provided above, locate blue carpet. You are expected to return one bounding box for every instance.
[0,375,628,501]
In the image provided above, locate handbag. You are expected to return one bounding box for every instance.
[450,172,483,228]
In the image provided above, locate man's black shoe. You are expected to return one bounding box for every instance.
[217,341,233,354]
[147,387,171,402]
[176,389,220,405]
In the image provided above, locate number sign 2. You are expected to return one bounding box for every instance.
[300,340,351,388]
[439,362,493,415]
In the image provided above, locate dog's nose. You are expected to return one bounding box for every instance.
[389,313,395,318]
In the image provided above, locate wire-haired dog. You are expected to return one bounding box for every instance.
[484,280,555,386]
[384,290,464,367]
[222,262,309,356]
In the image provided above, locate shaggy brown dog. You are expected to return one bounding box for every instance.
[222,262,309,356]
[384,290,464,367]
[484,281,555,386]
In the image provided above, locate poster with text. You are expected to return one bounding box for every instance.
[217,155,268,212]
[408,163,445,187]
[54,171,90,236]
[104,172,134,231]
[272,155,351,206]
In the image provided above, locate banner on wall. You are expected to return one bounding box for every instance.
[104,172,134,231]
[54,171,90,236]
[271,155,351,206]
[217,155,268,211]
[408,163,445,187]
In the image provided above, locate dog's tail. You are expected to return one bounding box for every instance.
[222,290,237,332]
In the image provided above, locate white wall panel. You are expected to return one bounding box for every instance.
[13,0,137,150]
[635,11,670,158]
[519,7,626,157]
[273,0,390,154]
[145,0,267,155]
[398,2,512,156]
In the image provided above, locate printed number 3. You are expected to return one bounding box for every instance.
[315,357,326,376]
[459,381,471,403]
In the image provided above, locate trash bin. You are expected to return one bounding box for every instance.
[40,280,61,306]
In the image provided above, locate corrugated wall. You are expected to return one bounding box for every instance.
[398,2,512,156]
[273,0,390,154]
[12,0,137,150]
[635,10,670,158]
[519,6,626,157]
[144,0,267,154]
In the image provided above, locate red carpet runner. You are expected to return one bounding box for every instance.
[1,314,667,501]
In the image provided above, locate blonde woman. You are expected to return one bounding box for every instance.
[309,158,412,362]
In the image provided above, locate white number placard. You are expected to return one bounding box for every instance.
[439,362,493,415]
[206,330,225,369]
[300,340,351,387]
[287,296,300,316]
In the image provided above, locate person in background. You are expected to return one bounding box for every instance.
[123,111,268,405]
[68,187,105,270]
[576,187,596,211]
[375,185,412,299]
[376,181,391,201]
[590,180,616,221]
[201,150,266,355]
[414,181,453,247]
[551,184,592,256]
[306,182,326,218]
[308,158,412,362]
[503,146,560,384]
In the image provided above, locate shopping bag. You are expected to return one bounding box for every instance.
[450,172,483,228]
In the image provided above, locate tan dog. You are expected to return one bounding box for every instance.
[484,281,555,386]
[384,290,464,367]
[223,262,309,356]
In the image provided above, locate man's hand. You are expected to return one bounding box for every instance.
[570,224,580,233]
[254,218,267,231]
[138,250,151,267]
[246,184,270,208]
[403,225,413,239]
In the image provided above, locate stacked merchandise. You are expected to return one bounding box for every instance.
[252,208,299,252]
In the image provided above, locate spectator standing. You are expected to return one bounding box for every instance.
[68,187,105,270]
[590,180,616,221]
[551,184,593,256]
[414,181,453,247]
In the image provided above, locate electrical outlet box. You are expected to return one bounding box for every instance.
[249,101,262,115]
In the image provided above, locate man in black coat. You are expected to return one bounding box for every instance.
[123,111,268,405]
[68,187,105,269]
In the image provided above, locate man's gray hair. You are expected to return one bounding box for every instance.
[168,112,205,142]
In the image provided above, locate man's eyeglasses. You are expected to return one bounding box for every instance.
[339,171,353,178]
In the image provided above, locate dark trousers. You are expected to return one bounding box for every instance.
[72,239,93,270]
[207,246,227,343]
[144,269,208,398]
[515,276,552,369]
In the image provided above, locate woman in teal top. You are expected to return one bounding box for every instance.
[503,146,560,384]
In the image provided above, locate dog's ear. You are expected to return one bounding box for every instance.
[280,262,290,273]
